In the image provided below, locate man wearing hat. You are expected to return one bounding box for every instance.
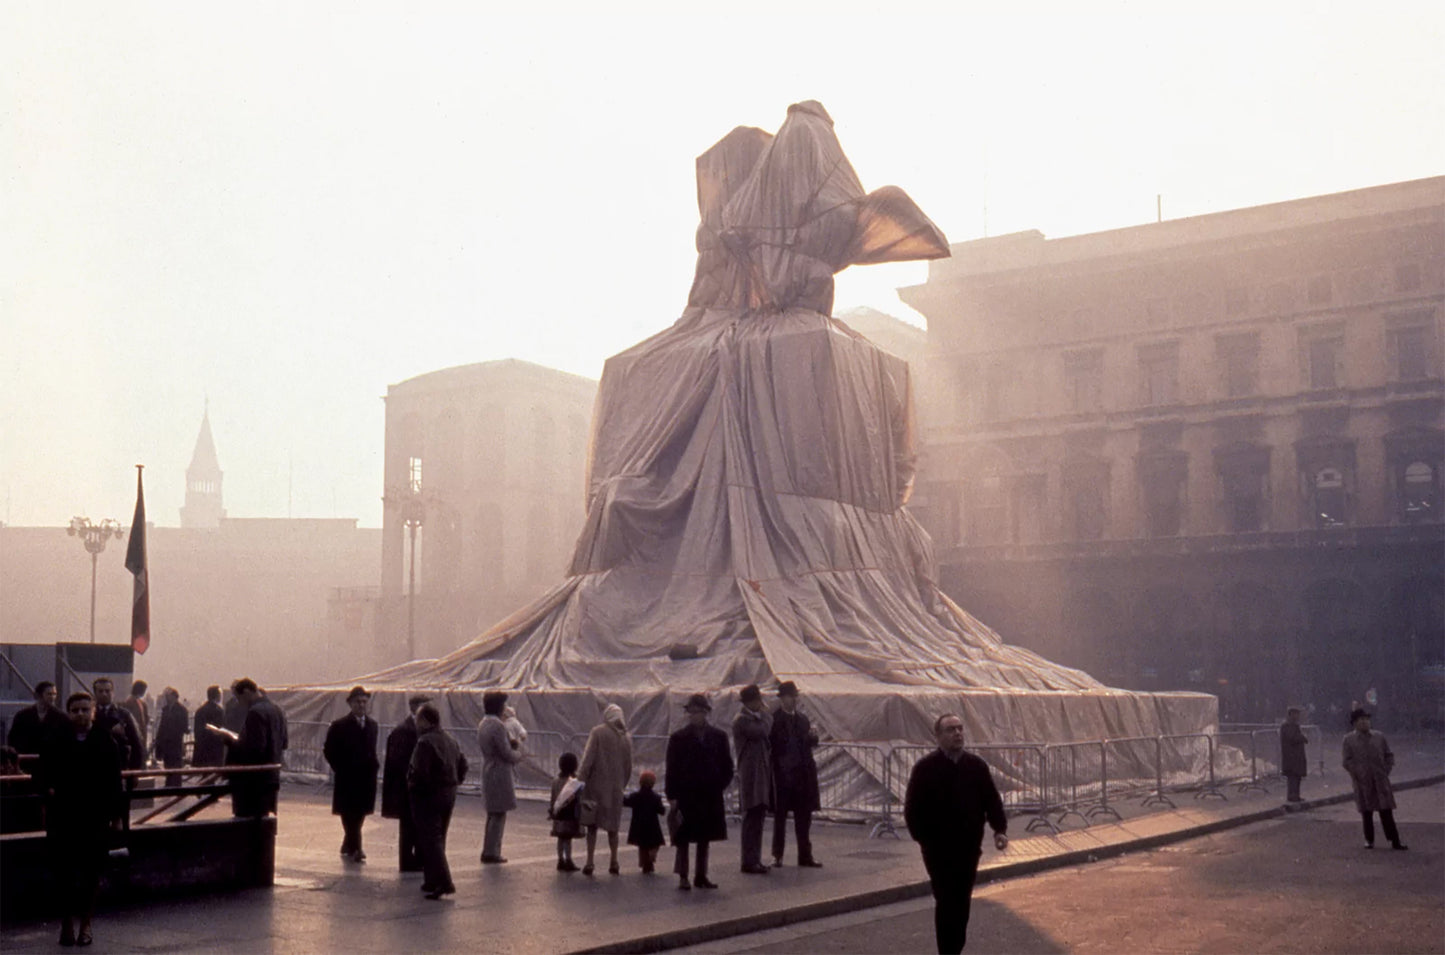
[324,686,380,862]
[383,693,432,872]
[665,693,734,890]
[1342,708,1406,850]
[732,684,773,874]
[769,681,822,867]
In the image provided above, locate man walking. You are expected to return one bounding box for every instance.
[1279,705,1308,803]
[1342,707,1406,850]
[408,703,468,899]
[769,680,822,868]
[191,686,226,768]
[665,693,733,890]
[383,693,430,873]
[324,686,380,863]
[732,684,772,874]
[904,713,1008,954]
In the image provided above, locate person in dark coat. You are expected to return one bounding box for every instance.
[407,703,468,900]
[732,684,772,874]
[1279,705,1308,803]
[1342,708,1406,850]
[91,678,145,774]
[153,687,189,788]
[40,691,124,948]
[769,680,822,868]
[191,685,226,768]
[623,769,666,873]
[217,678,287,817]
[324,686,380,863]
[904,713,1009,954]
[6,680,70,757]
[382,693,430,873]
[665,692,733,890]
[120,680,150,753]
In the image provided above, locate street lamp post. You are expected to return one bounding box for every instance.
[383,473,427,662]
[67,517,124,644]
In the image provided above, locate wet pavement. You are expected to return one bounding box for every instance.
[0,737,1440,954]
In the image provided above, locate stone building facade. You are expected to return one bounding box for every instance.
[901,177,1444,726]
[379,360,597,661]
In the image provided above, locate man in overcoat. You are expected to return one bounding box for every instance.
[904,713,1009,954]
[153,687,189,788]
[191,685,226,768]
[769,680,822,868]
[219,678,287,817]
[731,684,772,874]
[1279,705,1308,803]
[92,677,145,774]
[383,693,430,872]
[1342,707,1406,850]
[408,703,468,899]
[324,686,380,862]
[665,692,734,890]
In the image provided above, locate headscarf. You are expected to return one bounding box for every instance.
[603,704,627,733]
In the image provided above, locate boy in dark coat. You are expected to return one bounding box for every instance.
[324,686,380,862]
[382,693,430,872]
[623,769,666,873]
[40,691,124,947]
[665,693,734,890]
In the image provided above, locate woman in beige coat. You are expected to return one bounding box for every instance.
[578,704,633,875]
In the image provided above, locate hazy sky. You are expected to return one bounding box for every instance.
[4,2,1442,530]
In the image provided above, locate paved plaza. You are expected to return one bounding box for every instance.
[1,737,1440,954]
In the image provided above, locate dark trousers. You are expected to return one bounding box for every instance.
[482,811,507,860]
[413,799,455,892]
[772,806,814,862]
[162,756,185,790]
[1361,809,1401,846]
[921,845,982,954]
[1285,774,1302,801]
[673,840,710,882]
[740,806,767,868]
[398,810,421,872]
[340,813,366,855]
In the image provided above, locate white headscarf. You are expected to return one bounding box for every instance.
[603,703,627,733]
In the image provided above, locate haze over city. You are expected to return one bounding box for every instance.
[4,1,1442,530]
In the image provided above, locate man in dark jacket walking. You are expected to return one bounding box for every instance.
[904,713,1008,954]
[1279,705,1308,803]
[383,693,430,872]
[408,703,468,899]
[153,687,189,788]
[324,686,380,862]
[769,680,822,868]
[665,693,734,890]
[191,686,226,768]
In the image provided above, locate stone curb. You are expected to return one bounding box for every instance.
[573,773,1445,955]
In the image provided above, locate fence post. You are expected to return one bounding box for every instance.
[1141,736,1175,808]
[1195,733,1226,800]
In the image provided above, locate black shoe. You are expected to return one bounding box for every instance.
[77,931,93,947]
[558,860,579,872]
[1364,842,1374,849]
[694,877,719,889]
[771,857,784,867]
[677,877,692,891]
[1392,843,1409,851]
[355,850,366,862]
[60,925,76,947]
[481,855,508,864]
[741,863,770,874]
[798,858,823,868]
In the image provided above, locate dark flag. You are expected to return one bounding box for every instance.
[125,465,150,654]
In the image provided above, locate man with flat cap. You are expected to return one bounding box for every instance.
[324,686,380,862]
[665,692,733,890]
[383,693,431,872]
[770,681,822,867]
[732,684,773,874]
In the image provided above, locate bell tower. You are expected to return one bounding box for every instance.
[180,403,226,528]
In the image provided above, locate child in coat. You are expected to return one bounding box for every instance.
[549,752,583,871]
[622,769,666,873]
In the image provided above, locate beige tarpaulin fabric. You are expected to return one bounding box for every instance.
[274,102,1215,753]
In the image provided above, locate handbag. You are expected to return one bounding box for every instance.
[578,797,599,827]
